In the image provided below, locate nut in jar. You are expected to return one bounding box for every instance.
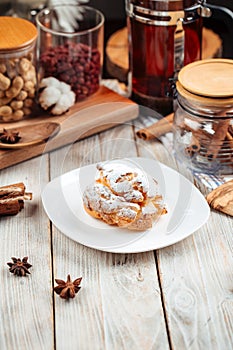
[173,59,233,175]
[0,17,38,122]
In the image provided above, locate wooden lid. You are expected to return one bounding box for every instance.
[178,59,233,98]
[0,17,38,51]
[176,81,233,107]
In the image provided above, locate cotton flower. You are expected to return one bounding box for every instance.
[39,77,76,115]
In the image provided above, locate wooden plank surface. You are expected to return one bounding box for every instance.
[0,112,232,350]
[135,115,233,349]
[157,211,233,349]
[0,156,54,349]
[49,122,169,349]
[0,86,138,170]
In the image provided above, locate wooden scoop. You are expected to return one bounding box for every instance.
[0,122,60,149]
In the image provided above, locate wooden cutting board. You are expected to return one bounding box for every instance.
[0,86,138,170]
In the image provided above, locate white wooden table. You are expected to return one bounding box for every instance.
[0,113,232,350]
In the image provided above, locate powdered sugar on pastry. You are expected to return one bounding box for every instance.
[96,162,158,202]
[83,183,140,227]
[82,160,167,230]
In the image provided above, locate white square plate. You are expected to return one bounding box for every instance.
[41,157,210,253]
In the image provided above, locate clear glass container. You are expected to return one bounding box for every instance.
[0,17,38,122]
[36,5,104,102]
[173,59,233,175]
[126,0,207,115]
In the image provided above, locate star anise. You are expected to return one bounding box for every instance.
[7,256,32,276]
[54,274,82,299]
[0,128,21,144]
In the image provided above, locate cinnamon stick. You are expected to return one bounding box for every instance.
[0,182,32,216]
[228,125,233,136]
[0,199,22,216]
[0,182,26,197]
[206,120,230,160]
[185,134,201,156]
[181,121,211,140]
[136,113,174,140]
[226,131,233,150]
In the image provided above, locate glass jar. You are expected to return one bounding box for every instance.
[0,17,38,122]
[36,5,104,102]
[173,59,233,175]
[126,0,211,115]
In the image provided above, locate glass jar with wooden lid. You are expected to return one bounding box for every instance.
[173,59,233,175]
[0,17,38,122]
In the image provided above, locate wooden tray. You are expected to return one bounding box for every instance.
[0,86,138,170]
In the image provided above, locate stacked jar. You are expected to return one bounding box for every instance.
[173,59,233,175]
[0,17,38,122]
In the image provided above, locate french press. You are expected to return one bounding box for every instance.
[126,0,232,115]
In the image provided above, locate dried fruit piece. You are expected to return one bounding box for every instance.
[40,42,101,101]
